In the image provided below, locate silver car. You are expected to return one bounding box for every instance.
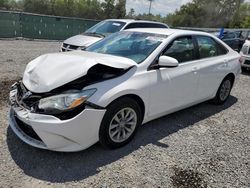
[61,19,168,51]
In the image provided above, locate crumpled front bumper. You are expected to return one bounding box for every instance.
[9,88,106,152]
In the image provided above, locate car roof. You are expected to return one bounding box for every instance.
[105,19,167,26]
[125,28,211,36]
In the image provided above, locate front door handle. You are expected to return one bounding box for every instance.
[192,67,198,74]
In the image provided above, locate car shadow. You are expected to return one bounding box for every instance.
[7,96,237,183]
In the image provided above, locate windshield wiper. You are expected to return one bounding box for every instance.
[84,32,105,38]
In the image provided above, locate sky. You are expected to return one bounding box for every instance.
[126,0,191,16]
[126,0,250,16]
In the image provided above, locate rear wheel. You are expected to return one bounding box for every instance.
[99,97,142,149]
[213,76,233,105]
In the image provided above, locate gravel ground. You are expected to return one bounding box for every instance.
[0,40,249,188]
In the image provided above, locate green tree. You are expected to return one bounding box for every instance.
[23,0,50,14]
[113,0,126,19]
[163,2,204,27]
[102,0,115,18]
[241,16,250,28]
[1,0,104,19]
[127,8,135,18]
[0,0,10,9]
[230,2,250,28]
[84,0,104,19]
[163,0,247,28]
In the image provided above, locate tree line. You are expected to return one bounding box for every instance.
[0,0,249,28]
[128,0,250,28]
[0,0,126,20]
[163,0,250,28]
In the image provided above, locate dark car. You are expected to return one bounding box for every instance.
[220,30,250,52]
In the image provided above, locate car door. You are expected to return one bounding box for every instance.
[147,36,200,118]
[194,35,229,100]
[222,32,237,50]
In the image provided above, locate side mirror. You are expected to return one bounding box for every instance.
[158,56,179,67]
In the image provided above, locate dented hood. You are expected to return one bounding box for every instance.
[23,51,137,93]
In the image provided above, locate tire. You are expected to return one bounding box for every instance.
[99,97,142,149]
[212,76,233,105]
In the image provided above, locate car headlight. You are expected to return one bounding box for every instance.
[77,46,86,50]
[38,89,96,112]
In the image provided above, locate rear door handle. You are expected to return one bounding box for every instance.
[223,59,229,67]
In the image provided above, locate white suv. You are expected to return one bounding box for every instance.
[61,19,168,51]
[240,37,250,70]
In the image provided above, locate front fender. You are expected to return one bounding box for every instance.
[85,67,150,120]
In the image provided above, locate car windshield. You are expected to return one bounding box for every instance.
[85,31,166,64]
[85,20,126,37]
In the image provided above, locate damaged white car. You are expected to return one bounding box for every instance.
[9,29,241,152]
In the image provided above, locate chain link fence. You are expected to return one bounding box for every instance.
[0,11,99,40]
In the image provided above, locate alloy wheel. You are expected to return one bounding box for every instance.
[108,107,137,143]
[219,80,231,101]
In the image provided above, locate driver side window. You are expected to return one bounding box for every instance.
[163,36,195,63]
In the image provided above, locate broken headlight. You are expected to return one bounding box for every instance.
[38,89,96,112]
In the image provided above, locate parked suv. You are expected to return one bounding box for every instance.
[240,37,250,70]
[220,31,249,52]
[61,19,168,51]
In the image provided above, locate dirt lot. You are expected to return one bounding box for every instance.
[0,40,249,188]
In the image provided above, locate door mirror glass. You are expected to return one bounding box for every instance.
[158,56,178,67]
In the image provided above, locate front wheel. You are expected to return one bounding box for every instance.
[99,97,142,149]
[213,76,233,105]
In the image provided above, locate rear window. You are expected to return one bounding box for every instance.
[124,22,167,30]
[196,36,228,58]
[163,36,196,63]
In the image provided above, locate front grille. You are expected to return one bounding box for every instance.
[16,82,27,100]
[62,43,79,51]
[16,82,41,110]
[15,115,43,141]
[244,59,250,65]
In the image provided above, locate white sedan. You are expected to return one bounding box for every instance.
[9,29,241,152]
